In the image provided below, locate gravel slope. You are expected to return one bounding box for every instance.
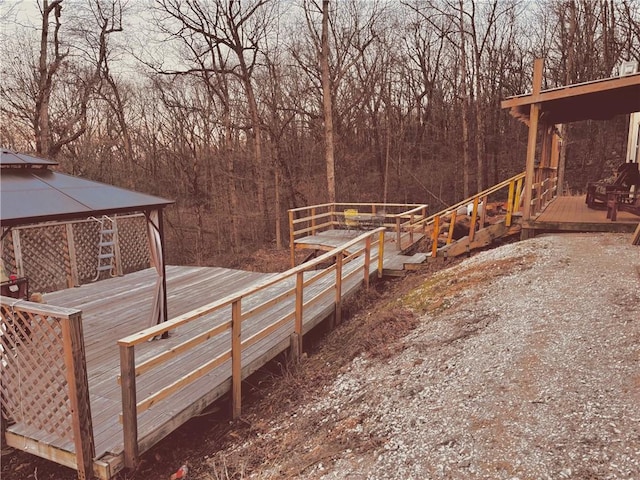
[226,233,640,480]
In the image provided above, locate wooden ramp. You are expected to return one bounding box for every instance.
[2,230,386,479]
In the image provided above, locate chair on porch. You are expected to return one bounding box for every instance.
[586,162,640,209]
[606,189,640,221]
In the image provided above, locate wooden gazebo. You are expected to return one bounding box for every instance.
[501,59,640,237]
[0,150,173,325]
[1,150,173,478]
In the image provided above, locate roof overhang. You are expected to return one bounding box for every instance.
[501,72,640,124]
[1,151,174,228]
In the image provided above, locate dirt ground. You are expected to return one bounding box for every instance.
[2,232,639,479]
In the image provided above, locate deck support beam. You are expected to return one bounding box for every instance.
[334,252,343,326]
[232,299,242,419]
[291,271,304,359]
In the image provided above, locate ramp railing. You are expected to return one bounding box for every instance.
[117,228,386,469]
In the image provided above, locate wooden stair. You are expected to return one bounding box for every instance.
[383,252,429,276]
[437,219,521,258]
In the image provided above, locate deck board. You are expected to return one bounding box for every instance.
[530,195,639,232]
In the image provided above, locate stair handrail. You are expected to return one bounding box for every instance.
[411,172,526,257]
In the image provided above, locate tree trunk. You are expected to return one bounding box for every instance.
[35,0,63,157]
[321,0,336,204]
[459,0,471,198]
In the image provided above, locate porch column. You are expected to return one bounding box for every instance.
[522,58,544,225]
[556,124,566,196]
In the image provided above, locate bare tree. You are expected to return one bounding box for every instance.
[156,0,274,241]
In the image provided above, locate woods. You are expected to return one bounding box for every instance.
[2,0,639,265]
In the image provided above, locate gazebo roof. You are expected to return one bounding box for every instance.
[1,149,173,228]
[501,72,640,124]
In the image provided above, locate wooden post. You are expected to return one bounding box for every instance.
[377,231,385,278]
[119,344,139,469]
[469,197,479,243]
[363,236,371,289]
[291,271,304,359]
[431,215,440,258]
[550,128,561,197]
[479,195,487,229]
[556,124,566,196]
[231,299,242,418]
[395,216,401,250]
[334,252,343,325]
[632,222,640,245]
[514,177,523,213]
[158,212,169,327]
[311,207,317,235]
[112,218,124,277]
[537,125,551,210]
[289,210,295,268]
[12,229,23,277]
[65,223,80,288]
[409,214,414,244]
[505,180,515,227]
[522,58,543,224]
[61,313,95,480]
[447,210,457,244]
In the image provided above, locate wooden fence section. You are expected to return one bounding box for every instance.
[288,202,427,267]
[1,214,150,293]
[117,228,386,469]
[0,297,94,480]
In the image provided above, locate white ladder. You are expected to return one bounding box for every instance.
[93,216,116,281]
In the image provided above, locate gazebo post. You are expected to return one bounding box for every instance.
[145,209,169,330]
[158,210,169,328]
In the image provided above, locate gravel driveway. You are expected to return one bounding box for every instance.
[225,233,640,480]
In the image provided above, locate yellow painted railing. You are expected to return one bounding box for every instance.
[288,202,427,267]
[117,228,386,469]
[410,172,527,257]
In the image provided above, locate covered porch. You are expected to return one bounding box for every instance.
[501,59,640,237]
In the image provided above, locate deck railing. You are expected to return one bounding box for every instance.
[288,202,427,267]
[117,228,386,469]
[530,166,558,217]
[0,297,94,480]
[409,172,526,257]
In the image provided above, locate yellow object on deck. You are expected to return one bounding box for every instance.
[344,209,359,228]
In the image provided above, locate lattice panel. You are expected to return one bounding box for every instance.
[0,305,74,443]
[117,215,150,274]
[72,221,101,284]
[1,231,17,275]
[19,225,68,293]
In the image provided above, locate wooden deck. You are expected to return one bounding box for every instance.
[527,195,639,233]
[4,266,268,472]
[294,229,427,274]
[4,230,399,478]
